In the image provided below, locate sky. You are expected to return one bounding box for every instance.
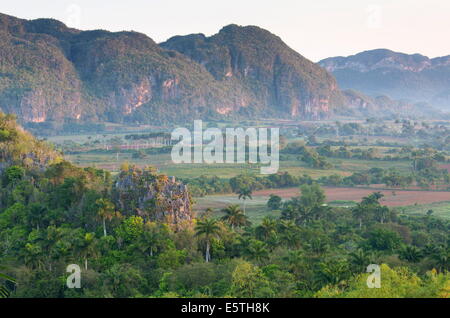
[1,0,449,61]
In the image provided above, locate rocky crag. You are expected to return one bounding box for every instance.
[112,165,192,224]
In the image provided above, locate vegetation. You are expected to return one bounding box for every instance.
[1,114,450,298]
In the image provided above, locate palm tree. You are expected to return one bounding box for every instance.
[283,250,304,273]
[362,192,384,205]
[195,219,221,262]
[315,260,349,287]
[237,188,253,214]
[431,248,450,272]
[96,198,116,237]
[349,249,374,272]
[80,233,98,270]
[376,206,389,224]
[352,203,366,229]
[0,272,16,298]
[28,203,47,230]
[307,238,329,255]
[255,217,277,241]
[138,222,160,257]
[245,240,269,265]
[221,205,250,230]
[399,245,423,263]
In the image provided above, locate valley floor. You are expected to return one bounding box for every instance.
[194,186,450,223]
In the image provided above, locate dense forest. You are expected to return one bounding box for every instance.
[0,113,449,298]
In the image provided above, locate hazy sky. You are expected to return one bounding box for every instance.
[1,0,449,61]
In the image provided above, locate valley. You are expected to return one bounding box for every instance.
[44,118,450,223]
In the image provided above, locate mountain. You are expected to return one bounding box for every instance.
[319,49,450,110]
[0,13,343,128]
[0,13,234,125]
[161,24,343,119]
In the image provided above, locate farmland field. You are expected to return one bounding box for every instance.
[64,151,414,178]
[194,186,450,223]
[50,119,450,224]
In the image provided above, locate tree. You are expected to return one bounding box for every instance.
[431,248,450,272]
[277,220,301,249]
[314,264,446,298]
[195,219,221,262]
[267,194,282,210]
[352,204,366,230]
[27,203,47,230]
[4,165,24,185]
[295,183,327,224]
[299,183,325,208]
[376,206,389,224]
[399,245,423,263]
[80,233,98,270]
[315,259,350,287]
[255,217,277,241]
[349,249,375,273]
[221,205,249,229]
[244,240,269,264]
[95,198,117,237]
[366,229,401,252]
[138,222,161,257]
[230,261,271,297]
[237,188,253,214]
[362,192,384,205]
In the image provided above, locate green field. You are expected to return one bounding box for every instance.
[396,201,450,219]
[194,193,450,224]
[64,150,414,179]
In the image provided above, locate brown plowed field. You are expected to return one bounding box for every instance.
[253,187,450,207]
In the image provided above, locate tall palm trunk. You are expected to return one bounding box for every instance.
[205,240,210,262]
[103,218,107,237]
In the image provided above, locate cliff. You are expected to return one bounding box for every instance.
[112,165,193,224]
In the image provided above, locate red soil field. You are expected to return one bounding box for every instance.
[253,187,450,207]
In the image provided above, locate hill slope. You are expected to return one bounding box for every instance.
[0,112,61,172]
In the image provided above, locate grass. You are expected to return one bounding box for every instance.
[65,150,413,180]
[327,200,358,207]
[329,158,412,174]
[397,201,450,219]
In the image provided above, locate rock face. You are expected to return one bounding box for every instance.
[0,13,343,125]
[112,166,192,224]
[161,25,343,119]
[319,49,450,110]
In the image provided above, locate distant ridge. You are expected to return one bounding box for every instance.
[319,49,450,110]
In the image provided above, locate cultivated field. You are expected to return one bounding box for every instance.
[193,186,450,223]
[253,186,450,207]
